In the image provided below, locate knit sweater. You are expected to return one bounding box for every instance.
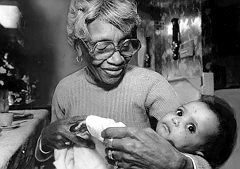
[36,65,211,169]
[51,65,180,128]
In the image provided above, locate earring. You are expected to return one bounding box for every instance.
[76,56,83,63]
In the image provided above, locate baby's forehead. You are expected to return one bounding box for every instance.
[187,102,219,127]
[183,101,208,110]
[182,101,218,123]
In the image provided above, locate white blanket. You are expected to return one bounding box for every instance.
[54,115,125,169]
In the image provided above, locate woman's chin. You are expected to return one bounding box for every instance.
[102,77,122,85]
[100,72,124,85]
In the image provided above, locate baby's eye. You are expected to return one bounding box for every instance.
[187,123,196,133]
[176,109,183,116]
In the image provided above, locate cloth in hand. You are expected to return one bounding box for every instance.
[53,115,125,169]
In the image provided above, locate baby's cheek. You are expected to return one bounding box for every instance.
[171,131,188,147]
[156,125,169,139]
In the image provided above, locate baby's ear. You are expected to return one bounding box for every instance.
[195,150,204,157]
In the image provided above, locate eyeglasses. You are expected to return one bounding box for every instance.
[79,39,141,61]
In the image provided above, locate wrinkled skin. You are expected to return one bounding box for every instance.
[41,116,95,150]
[102,127,192,169]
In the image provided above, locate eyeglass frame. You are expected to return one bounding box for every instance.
[76,38,141,61]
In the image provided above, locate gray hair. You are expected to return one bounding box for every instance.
[67,0,141,46]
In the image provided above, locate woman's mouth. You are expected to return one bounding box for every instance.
[104,68,123,76]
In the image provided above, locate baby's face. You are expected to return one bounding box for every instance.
[157,101,219,153]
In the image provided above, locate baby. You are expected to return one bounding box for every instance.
[155,95,237,168]
[54,95,237,169]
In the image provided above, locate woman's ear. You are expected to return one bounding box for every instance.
[76,45,83,57]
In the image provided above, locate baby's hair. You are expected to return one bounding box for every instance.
[200,95,237,168]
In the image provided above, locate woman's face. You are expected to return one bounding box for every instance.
[80,19,131,85]
[156,101,219,153]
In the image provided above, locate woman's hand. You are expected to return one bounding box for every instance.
[102,127,193,169]
[41,116,95,150]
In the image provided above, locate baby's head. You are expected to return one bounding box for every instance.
[156,95,237,168]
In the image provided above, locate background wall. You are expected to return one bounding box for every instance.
[209,1,240,89]
[19,0,138,106]
[15,0,240,106]
[20,0,80,106]
[138,0,240,90]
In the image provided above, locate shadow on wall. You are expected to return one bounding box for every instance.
[20,0,81,106]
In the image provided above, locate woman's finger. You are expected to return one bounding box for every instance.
[102,127,139,139]
[65,132,95,149]
[104,137,142,154]
[48,136,70,149]
[114,156,147,169]
[105,148,145,166]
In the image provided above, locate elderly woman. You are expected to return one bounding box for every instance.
[35,0,211,168]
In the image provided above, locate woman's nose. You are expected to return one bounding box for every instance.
[107,51,125,65]
[172,117,180,127]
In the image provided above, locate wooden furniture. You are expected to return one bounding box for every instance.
[0,109,50,169]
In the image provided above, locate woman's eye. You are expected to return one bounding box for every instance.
[187,124,196,133]
[121,45,130,51]
[176,109,183,116]
[95,44,113,54]
[96,44,109,50]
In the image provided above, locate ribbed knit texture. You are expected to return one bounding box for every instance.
[47,66,210,168]
[51,65,180,129]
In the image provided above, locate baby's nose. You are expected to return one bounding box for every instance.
[172,117,179,127]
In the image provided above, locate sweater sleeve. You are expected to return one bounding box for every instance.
[146,75,180,120]
[51,82,68,122]
[35,82,67,162]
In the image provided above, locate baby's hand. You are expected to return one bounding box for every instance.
[69,120,95,148]
[70,120,90,139]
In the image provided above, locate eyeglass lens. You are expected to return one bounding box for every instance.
[92,39,140,60]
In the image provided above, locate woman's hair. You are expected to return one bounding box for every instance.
[200,95,237,168]
[67,0,141,46]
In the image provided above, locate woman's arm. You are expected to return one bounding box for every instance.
[35,116,93,162]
